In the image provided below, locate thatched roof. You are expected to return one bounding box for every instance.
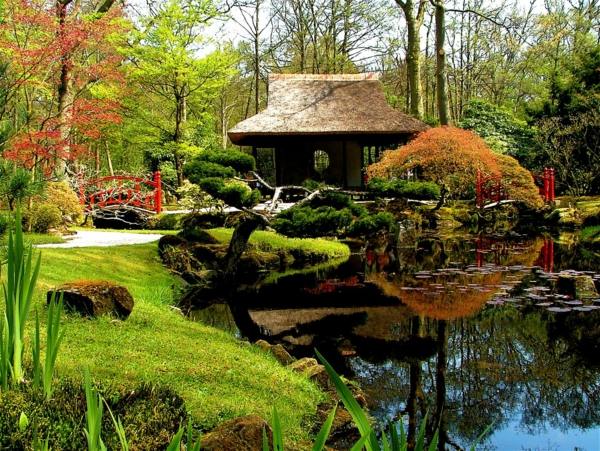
[228,74,429,145]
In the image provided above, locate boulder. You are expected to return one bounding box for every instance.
[254,340,295,365]
[48,281,134,319]
[288,357,332,391]
[556,274,599,299]
[200,415,272,451]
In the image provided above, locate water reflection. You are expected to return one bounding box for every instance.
[190,232,600,449]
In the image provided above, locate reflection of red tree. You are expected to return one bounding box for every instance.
[305,276,360,295]
[369,272,502,320]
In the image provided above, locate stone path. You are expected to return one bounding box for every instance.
[37,230,163,248]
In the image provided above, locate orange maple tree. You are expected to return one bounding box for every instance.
[368,126,500,198]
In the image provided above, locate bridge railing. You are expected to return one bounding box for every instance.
[78,171,162,214]
[476,167,555,208]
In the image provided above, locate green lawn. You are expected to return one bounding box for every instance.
[30,243,323,442]
[207,227,350,259]
[0,232,66,246]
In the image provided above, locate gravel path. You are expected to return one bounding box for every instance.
[37,230,163,248]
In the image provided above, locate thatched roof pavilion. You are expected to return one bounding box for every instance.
[228,73,428,188]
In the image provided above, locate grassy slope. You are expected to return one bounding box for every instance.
[207,228,350,259]
[0,233,66,245]
[33,244,322,441]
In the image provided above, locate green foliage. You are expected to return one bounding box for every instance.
[0,213,11,236]
[0,379,187,449]
[200,149,255,174]
[32,295,65,400]
[146,213,183,231]
[41,182,84,224]
[367,178,441,200]
[198,177,260,208]
[348,212,395,237]
[459,100,538,166]
[1,209,41,384]
[273,192,396,238]
[0,164,43,209]
[184,159,236,182]
[84,369,106,451]
[273,206,354,238]
[26,204,62,234]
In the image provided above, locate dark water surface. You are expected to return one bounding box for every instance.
[191,231,600,450]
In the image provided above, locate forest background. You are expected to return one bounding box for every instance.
[0,0,598,197]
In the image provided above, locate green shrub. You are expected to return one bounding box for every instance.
[42,182,84,224]
[347,212,395,237]
[0,213,10,235]
[0,380,186,450]
[198,178,259,208]
[26,204,62,233]
[367,178,441,200]
[273,206,354,237]
[183,160,235,184]
[309,192,368,217]
[201,150,255,174]
[147,213,183,230]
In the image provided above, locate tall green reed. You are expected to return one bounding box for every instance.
[32,293,65,399]
[84,369,107,451]
[2,208,41,384]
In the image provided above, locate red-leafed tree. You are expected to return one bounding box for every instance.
[0,0,124,177]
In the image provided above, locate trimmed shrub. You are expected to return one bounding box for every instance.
[201,150,255,174]
[495,154,544,210]
[183,160,235,184]
[198,178,259,208]
[146,213,183,230]
[347,212,396,236]
[309,192,368,217]
[0,380,186,450]
[273,206,354,237]
[42,181,84,224]
[26,204,62,233]
[367,178,441,200]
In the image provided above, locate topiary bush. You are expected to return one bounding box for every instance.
[347,212,396,236]
[273,205,354,238]
[201,150,255,174]
[183,160,236,184]
[367,178,441,200]
[0,379,187,450]
[198,178,260,208]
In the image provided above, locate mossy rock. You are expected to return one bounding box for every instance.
[48,280,134,319]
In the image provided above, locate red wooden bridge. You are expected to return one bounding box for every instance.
[78,171,162,214]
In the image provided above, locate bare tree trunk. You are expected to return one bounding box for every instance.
[105,141,114,176]
[397,0,428,119]
[55,0,73,177]
[432,0,450,125]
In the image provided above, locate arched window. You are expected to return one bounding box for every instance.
[314,150,330,174]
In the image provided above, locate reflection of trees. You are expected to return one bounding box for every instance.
[351,308,600,447]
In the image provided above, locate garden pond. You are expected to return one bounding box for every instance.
[190,231,600,450]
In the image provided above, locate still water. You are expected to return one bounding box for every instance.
[191,231,600,450]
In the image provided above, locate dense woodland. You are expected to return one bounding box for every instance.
[0,0,598,196]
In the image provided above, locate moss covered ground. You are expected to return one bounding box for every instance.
[207,227,350,260]
[26,243,323,443]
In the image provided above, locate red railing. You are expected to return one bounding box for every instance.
[78,171,162,214]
